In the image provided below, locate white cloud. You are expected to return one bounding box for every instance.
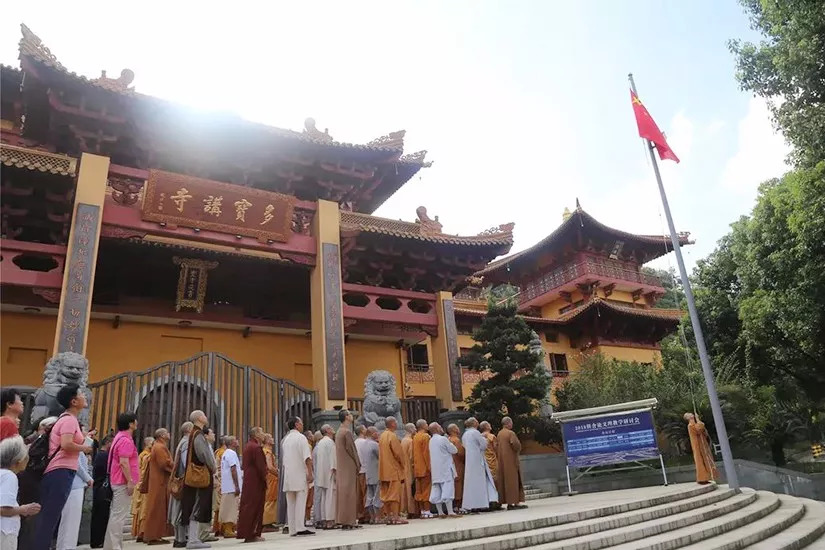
[721,97,790,193]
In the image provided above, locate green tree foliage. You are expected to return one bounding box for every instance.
[729,0,825,166]
[642,267,684,309]
[457,285,556,444]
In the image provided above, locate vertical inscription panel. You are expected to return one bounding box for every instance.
[322,242,345,401]
[57,203,100,353]
[442,299,462,402]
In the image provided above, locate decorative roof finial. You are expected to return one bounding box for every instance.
[303,117,334,143]
[367,130,405,150]
[562,207,572,221]
[92,68,135,92]
[575,197,582,210]
[19,23,64,69]
[415,206,443,235]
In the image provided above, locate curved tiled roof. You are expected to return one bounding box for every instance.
[556,297,683,323]
[340,211,514,247]
[0,144,77,176]
[16,24,432,161]
[453,305,561,325]
[479,207,692,275]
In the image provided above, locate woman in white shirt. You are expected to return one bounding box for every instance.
[0,435,42,550]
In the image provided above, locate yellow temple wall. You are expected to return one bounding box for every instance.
[595,345,660,364]
[345,339,405,398]
[1,313,57,387]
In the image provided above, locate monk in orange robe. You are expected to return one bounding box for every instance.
[142,428,174,543]
[446,424,465,511]
[685,413,719,484]
[412,419,432,518]
[379,417,408,525]
[480,421,500,509]
[131,437,153,540]
[262,433,279,527]
[400,423,418,518]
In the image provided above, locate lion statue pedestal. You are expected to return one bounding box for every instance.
[30,352,93,427]
[356,370,403,431]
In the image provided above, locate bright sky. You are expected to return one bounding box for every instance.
[0,1,790,272]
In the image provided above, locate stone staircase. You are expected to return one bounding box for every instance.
[524,484,554,501]
[313,483,825,550]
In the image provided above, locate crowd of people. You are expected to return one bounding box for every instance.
[0,386,527,549]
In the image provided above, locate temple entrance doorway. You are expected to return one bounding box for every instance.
[88,352,317,454]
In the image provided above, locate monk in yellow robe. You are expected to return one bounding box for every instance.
[212,437,227,535]
[379,417,408,524]
[131,437,153,540]
[262,433,280,527]
[412,419,432,518]
[479,421,499,484]
[400,423,418,518]
[685,413,719,484]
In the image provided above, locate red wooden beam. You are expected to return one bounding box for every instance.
[341,282,437,301]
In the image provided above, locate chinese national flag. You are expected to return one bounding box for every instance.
[630,89,680,163]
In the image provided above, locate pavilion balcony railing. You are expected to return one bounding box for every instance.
[0,239,67,289]
[341,283,438,326]
[346,397,442,424]
[519,258,662,304]
[405,363,434,384]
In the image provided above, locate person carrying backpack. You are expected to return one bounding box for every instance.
[16,415,58,549]
[32,384,93,550]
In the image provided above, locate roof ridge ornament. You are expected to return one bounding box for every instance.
[477,222,515,236]
[415,206,442,235]
[367,130,405,150]
[400,150,428,163]
[91,68,135,92]
[303,117,334,143]
[19,23,64,70]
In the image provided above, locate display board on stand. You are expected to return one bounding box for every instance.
[552,398,668,494]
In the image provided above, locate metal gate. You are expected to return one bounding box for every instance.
[88,352,317,454]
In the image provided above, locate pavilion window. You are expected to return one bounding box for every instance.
[406,343,430,372]
[544,330,559,343]
[550,353,569,376]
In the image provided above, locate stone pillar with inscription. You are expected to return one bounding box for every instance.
[431,291,464,411]
[52,153,110,356]
[309,199,348,416]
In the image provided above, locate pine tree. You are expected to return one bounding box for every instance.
[457,285,557,443]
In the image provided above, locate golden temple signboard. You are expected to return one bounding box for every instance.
[142,170,296,243]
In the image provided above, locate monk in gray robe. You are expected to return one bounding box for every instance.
[461,417,498,511]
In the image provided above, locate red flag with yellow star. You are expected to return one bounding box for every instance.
[630,89,680,163]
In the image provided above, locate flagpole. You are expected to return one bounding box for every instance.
[628,73,740,492]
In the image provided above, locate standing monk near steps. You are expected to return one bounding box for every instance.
[236,427,267,543]
[335,409,361,530]
[446,424,465,512]
[379,417,407,525]
[400,423,418,519]
[497,417,526,510]
[412,419,432,518]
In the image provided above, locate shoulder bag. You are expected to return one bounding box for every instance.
[183,430,210,489]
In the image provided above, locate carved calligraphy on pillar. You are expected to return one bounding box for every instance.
[323,242,346,401]
[442,299,463,402]
[173,257,218,313]
[56,203,100,354]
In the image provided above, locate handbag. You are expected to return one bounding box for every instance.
[169,445,184,499]
[100,436,120,503]
[183,429,210,489]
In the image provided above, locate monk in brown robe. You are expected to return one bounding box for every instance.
[497,417,526,509]
[446,424,465,511]
[412,419,432,518]
[132,437,153,541]
[335,409,362,529]
[262,433,279,528]
[142,428,174,544]
[379,417,408,525]
[400,423,418,518]
[480,421,500,509]
[685,413,719,484]
[236,427,268,543]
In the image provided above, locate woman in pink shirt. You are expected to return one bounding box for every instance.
[33,383,92,550]
[103,412,139,550]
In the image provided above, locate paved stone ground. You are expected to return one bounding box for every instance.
[105,483,700,550]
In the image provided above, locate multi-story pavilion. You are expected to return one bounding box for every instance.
[0,25,687,440]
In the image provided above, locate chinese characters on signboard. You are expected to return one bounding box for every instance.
[173,257,218,313]
[323,243,346,401]
[57,203,100,354]
[141,170,296,242]
[442,299,463,402]
[561,409,659,468]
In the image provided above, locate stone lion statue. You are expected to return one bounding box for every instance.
[31,352,93,427]
[357,370,403,431]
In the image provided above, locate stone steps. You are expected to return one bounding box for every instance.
[424,486,737,550]
[526,492,554,501]
[746,498,825,550]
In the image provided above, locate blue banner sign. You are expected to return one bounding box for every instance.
[562,409,659,468]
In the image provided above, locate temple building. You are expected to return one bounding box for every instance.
[0,25,686,440]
